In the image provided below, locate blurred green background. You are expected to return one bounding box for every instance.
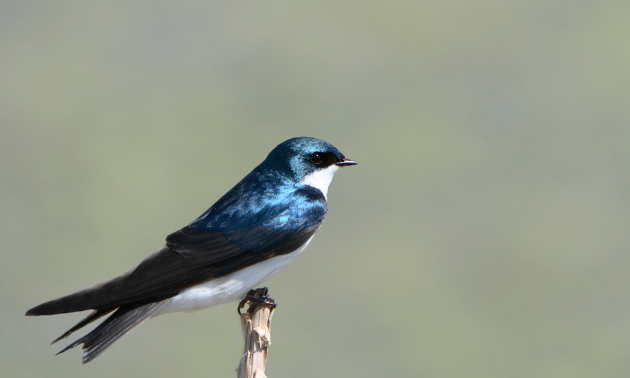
[2,1,629,377]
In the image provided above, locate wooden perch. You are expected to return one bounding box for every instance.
[236,288,277,378]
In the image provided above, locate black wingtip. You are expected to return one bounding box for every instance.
[25,306,41,316]
[25,302,57,316]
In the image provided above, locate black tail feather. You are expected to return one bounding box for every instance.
[51,308,116,345]
[57,299,172,363]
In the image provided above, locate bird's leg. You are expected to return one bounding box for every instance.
[237,287,277,315]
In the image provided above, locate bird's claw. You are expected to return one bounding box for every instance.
[237,287,277,315]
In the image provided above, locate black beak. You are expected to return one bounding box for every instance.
[336,159,357,167]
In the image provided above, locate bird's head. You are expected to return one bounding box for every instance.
[263,137,357,198]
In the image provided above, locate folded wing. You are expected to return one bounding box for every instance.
[26,188,326,316]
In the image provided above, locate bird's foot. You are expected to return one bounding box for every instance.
[238,287,277,315]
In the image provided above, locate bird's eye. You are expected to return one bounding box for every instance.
[310,153,322,164]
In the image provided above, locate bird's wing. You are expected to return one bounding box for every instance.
[26,190,326,316]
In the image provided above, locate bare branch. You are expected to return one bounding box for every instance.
[236,288,276,378]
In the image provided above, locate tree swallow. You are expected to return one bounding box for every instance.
[26,137,356,363]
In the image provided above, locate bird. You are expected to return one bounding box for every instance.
[26,137,357,363]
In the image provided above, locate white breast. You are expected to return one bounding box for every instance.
[155,237,313,315]
[300,164,339,199]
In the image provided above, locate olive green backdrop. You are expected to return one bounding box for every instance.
[2,1,629,377]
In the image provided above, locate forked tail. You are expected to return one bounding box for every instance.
[56,299,172,363]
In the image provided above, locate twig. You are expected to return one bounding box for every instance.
[236,288,276,378]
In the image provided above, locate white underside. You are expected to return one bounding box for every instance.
[155,237,313,316]
[155,165,337,316]
[300,164,339,199]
